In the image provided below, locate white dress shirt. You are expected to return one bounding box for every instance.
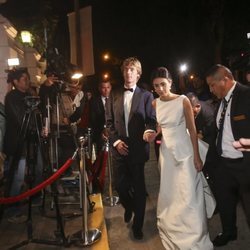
[216,82,243,159]
[124,86,136,136]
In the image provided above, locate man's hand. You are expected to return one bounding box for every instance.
[116,141,129,155]
[233,138,250,152]
[63,117,70,125]
[41,126,49,137]
[143,131,157,143]
[102,128,109,141]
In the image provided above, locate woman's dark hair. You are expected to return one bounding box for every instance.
[151,67,172,82]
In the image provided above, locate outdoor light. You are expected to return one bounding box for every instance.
[21,30,32,43]
[7,58,20,67]
[103,73,109,80]
[103,53,110,61]
[180,64,188,73]
[190,74,194,80]
[247,33,250,39]
[71,72,83,80]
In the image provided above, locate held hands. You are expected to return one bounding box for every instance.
[116,141,129,156]
[143,131,157,143]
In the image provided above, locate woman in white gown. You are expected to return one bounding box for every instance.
[150,67,213,250]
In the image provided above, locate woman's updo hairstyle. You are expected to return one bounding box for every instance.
[151,67,172,83]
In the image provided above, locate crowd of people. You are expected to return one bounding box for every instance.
[0,58,250,249]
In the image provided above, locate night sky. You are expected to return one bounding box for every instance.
[1,0,250,84]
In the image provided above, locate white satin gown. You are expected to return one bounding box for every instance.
[156,95,213,250]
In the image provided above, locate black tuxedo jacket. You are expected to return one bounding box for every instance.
[90,95,106,144]
[106,86,156,163]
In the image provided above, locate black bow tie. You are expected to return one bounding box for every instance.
[123,87,133,92]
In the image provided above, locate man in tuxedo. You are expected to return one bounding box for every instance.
[90,80,112,153]
[106,57,156,240]
[206,64,250,247]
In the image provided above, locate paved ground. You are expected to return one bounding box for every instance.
[0,143,250,249]
[104,144,250,250]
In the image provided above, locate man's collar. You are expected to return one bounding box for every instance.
[124,85,136,91]
[225,81,236,101]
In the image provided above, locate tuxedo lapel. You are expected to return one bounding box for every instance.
[116,89,125,122]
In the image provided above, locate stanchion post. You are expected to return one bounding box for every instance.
[103,140,119,207]
[70,136,101,247]
[87,128,92,160]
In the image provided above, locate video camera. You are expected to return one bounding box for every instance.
[24,96,40,109]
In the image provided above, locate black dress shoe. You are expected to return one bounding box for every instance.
[213,232,237,246]
[124,209,133,223]
[132,228,143,240]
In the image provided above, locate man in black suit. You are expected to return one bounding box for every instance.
[106,57,156,240]
[90,80,112,153]
[206,64,250,247]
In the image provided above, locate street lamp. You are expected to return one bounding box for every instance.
[179,63,188,73]
[21,30,32,44]
[178,63,188,93]
[189,74,194,80]
[103,53,110,61]
[103,72,109,80]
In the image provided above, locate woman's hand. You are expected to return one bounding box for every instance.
[194,155,203,172]
[143,131,157,142]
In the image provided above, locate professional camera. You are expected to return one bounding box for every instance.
[24,96,40,109]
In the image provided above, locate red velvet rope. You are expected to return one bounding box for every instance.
[98,151,108,191]
[0,158,73,204]
[85,149,108,191]
[87,151,103,183]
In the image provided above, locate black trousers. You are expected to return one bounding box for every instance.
[214,157,250,234]
[113,155,146,231]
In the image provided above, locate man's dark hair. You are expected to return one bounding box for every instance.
[186,92,200,107]
[205,64,234,80]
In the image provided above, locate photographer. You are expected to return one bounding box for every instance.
[4,69,34,223]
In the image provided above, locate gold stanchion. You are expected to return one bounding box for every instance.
[103,141,119,207]
[70,136,101,246]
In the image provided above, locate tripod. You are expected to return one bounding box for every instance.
[2,96,69,249]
